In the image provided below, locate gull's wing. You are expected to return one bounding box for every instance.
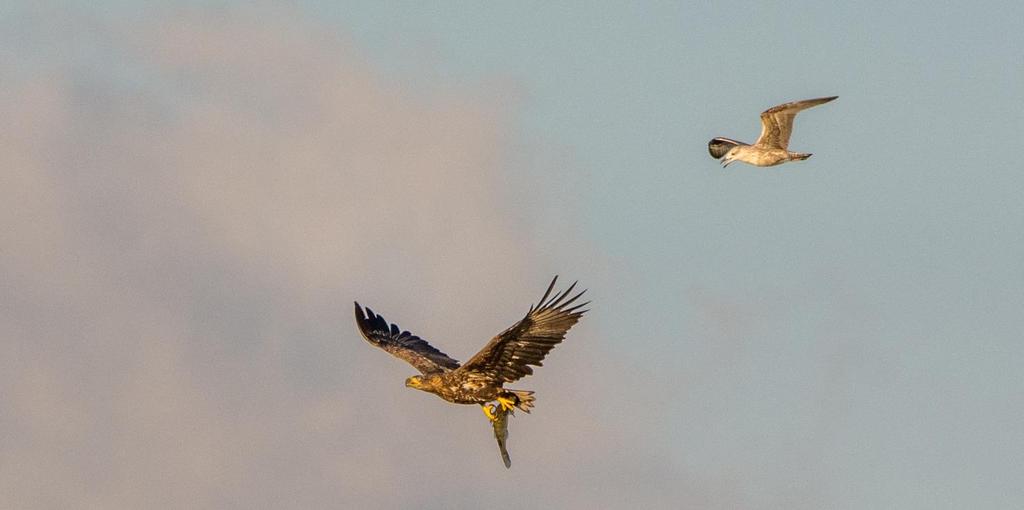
[754,96,837,150]
[354,302,460,374]
[708,137,746,159]
[457,276,587,384]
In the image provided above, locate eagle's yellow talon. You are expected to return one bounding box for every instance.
[482,404,498,422]
[496,396,516,412]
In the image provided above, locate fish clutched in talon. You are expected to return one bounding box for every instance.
[355,276,587,467]
[496,395,518,413]
[490,403,513,468]
[481,403,498,422]
[481,397,516,422]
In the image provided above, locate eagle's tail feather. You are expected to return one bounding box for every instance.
[507,390,535,413]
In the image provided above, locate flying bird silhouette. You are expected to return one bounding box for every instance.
[709,96,837,167]
[354,276,587,467]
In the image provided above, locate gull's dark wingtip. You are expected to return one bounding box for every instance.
[708,137,742,159]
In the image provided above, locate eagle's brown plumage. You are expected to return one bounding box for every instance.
[353,305,460,375]
[354,276,586,407]
[354,276,587,467]
[459,278,587,384]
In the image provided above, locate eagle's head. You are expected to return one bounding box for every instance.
[405,374,441,392]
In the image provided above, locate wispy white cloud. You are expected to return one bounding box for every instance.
[0,6,718,509]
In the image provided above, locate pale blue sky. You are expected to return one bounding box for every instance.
[3,2,1022,508]
[321,6,1024,507]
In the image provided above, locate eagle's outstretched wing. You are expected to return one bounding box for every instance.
[354,302,460,374]
[458,277,587,384]
[755,96,837,150]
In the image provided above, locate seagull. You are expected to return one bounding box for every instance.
[709,96,837,167]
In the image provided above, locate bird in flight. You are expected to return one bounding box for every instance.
[354,276,587,467]
[709,96,837,167]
